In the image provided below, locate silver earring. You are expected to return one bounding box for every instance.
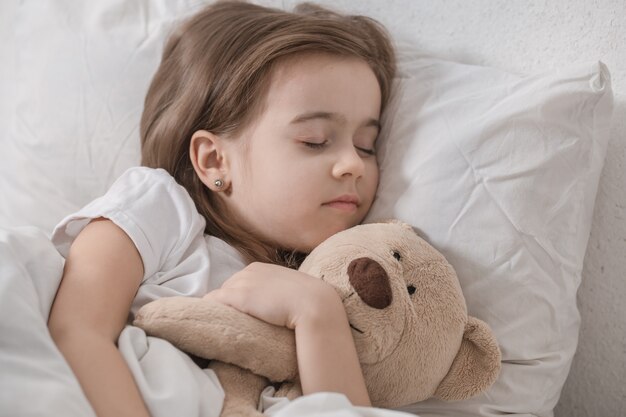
[214,179,224,188]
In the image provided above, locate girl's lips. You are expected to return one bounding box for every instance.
[323,201,358,212]
[323,194,360,212]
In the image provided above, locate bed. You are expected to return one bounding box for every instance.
[1,1,624,416]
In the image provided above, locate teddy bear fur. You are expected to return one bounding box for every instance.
[134,221,501,414]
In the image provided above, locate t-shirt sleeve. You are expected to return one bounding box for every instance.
[51,167,206,281]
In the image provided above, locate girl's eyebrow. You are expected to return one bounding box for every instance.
[290,111,381,130]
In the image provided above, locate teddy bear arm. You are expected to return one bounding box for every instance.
[134,296,299,382]
[210,361,267,417]
[274,379,302,400]
[434,316,502,401]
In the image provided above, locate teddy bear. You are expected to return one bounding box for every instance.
[133,221,501,415]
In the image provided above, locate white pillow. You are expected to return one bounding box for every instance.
[0,1,202,232]
[366,46,613,416]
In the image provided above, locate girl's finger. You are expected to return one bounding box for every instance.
[203,288,250,313]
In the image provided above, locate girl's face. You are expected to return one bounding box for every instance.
[225,54,381,252]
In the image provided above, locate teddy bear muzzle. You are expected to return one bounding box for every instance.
[348,257,392,309]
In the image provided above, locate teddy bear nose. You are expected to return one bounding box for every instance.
[347,257,392,309]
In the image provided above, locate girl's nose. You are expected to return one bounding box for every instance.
[331,144,365,179]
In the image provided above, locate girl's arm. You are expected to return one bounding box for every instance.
[293,288,371,406]
[48,218,150,417]
[203,262,371,406]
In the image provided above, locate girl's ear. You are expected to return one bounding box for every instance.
[190,130,231,192]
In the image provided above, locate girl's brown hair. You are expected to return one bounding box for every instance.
[140,0,396,267]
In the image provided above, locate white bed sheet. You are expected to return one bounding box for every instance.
[0,227,95,417]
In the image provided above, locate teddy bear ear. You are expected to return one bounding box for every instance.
[434,317,501,401]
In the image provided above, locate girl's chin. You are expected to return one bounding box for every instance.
[286,219,360,252]
[314,223,354,244]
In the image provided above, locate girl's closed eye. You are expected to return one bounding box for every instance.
[303,139,329,150]
[303,140,375,156]
[355,145,376,156]
[354,134,378,156]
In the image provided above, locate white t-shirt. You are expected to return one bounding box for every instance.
[50,167,248,417]
[51,166,247,318]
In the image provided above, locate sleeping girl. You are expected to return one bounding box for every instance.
[47,1,396,416]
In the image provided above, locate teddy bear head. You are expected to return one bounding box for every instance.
[299,221,501,407]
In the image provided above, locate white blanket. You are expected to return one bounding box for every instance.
[0,227,417,417]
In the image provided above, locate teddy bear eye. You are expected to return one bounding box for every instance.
[407,285,416,295]
[392,250,401,261]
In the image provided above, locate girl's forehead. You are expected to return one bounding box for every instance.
[263,54,381,115]
[271,52,368,81]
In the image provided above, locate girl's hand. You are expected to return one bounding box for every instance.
[205,262,371,406]
[203,262,340,329]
